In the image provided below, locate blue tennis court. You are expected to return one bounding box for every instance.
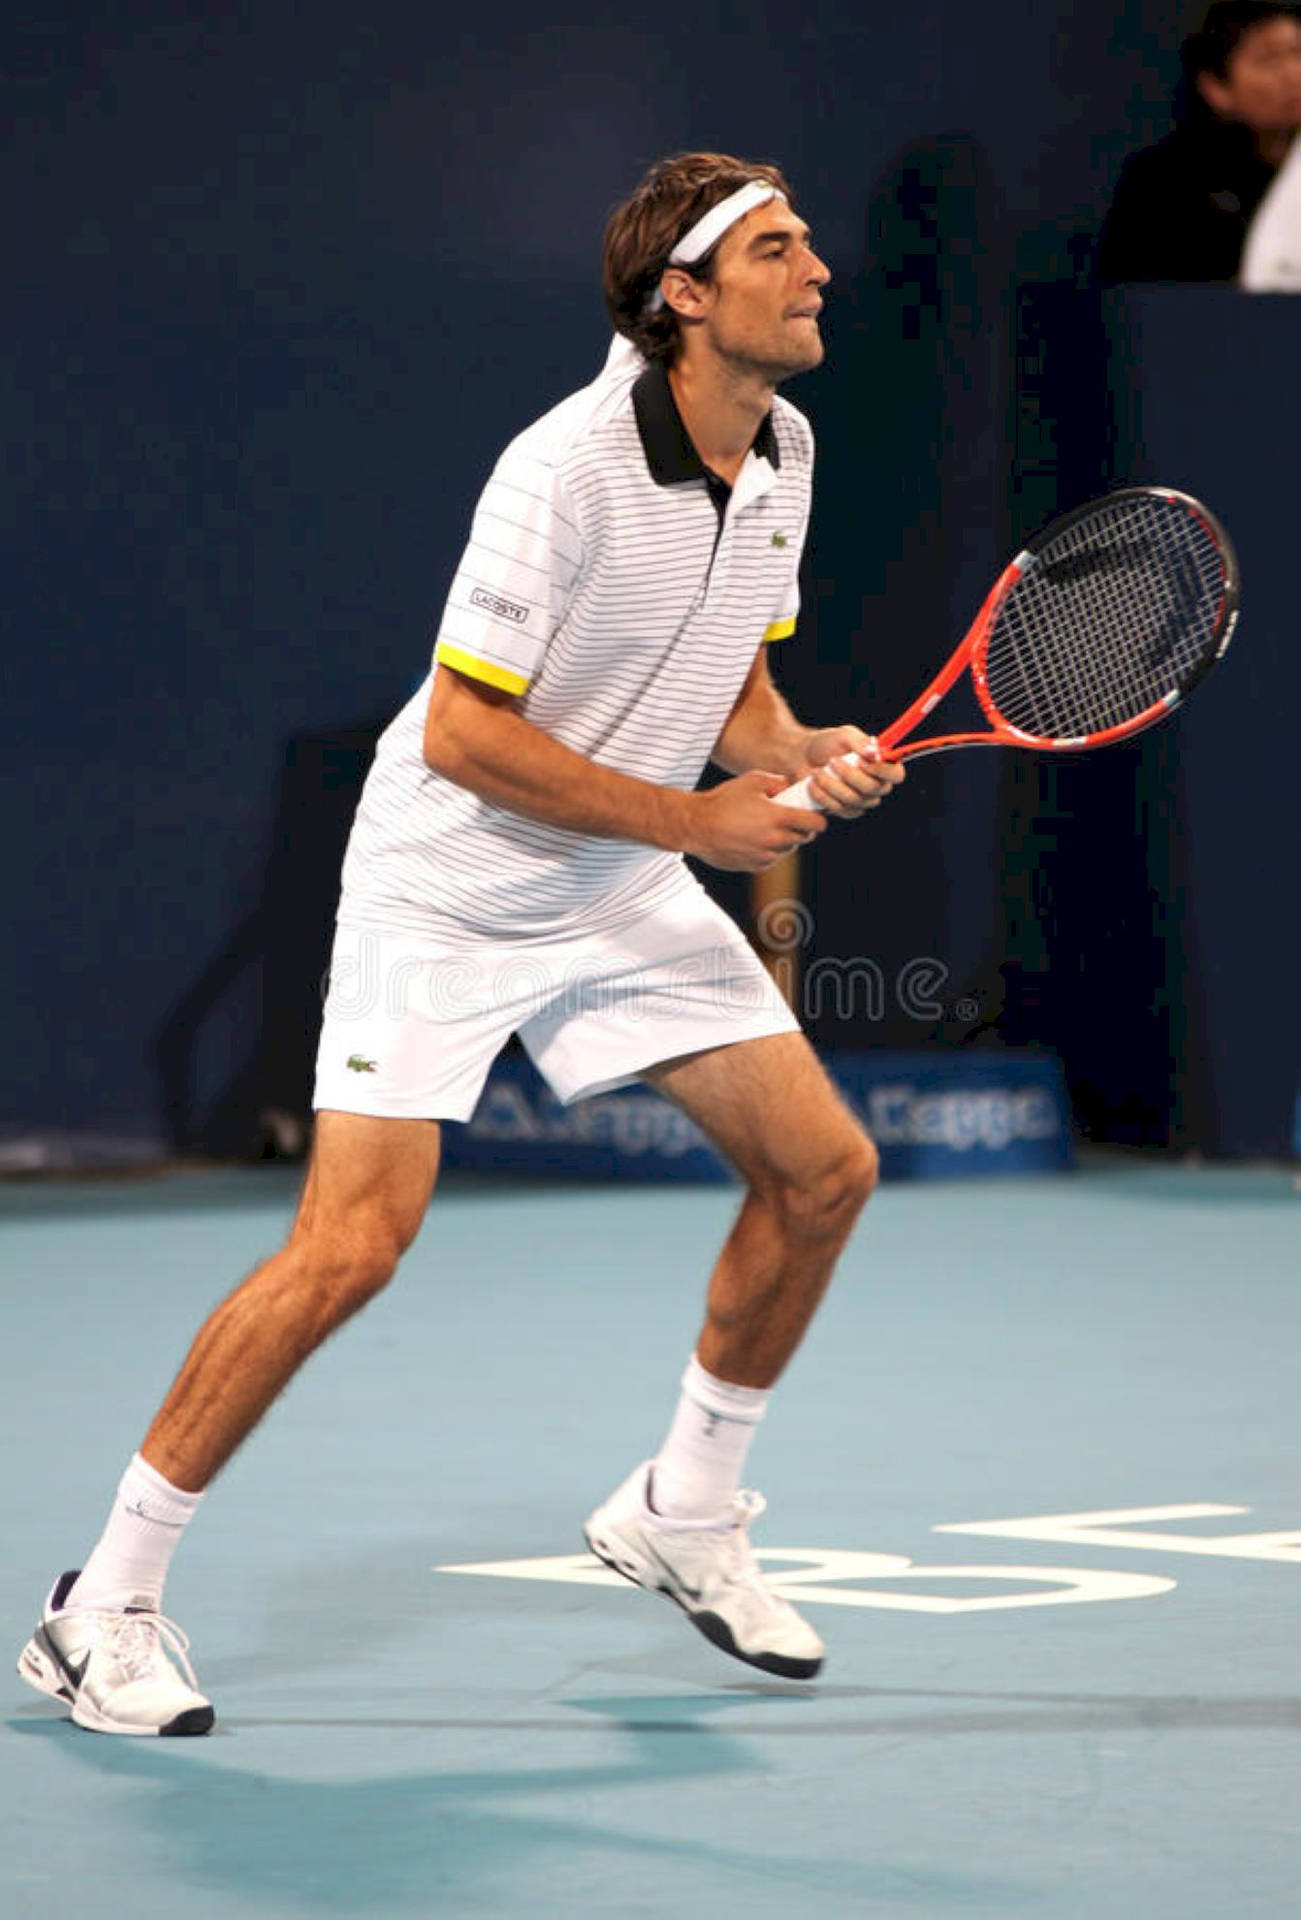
[3,1159,1297,1918]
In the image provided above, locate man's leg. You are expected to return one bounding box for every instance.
[141,1109,441,1492]
[19,1110,440,1735]
[584,1031,876,1678]
[647,1028,878,1390]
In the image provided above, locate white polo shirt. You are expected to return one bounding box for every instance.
[1241,131,1301,288]
[339,342,813,940]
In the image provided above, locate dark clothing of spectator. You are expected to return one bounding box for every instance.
[1098,119,1278,281]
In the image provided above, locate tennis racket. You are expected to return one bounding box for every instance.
[775,486,1238,808]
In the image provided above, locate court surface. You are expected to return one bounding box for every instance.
[2,1159,1297,1918]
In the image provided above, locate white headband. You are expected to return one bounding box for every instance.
[646,180,785,312]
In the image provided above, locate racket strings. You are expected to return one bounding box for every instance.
[983,496,1227,742]
[999,507,1215,733]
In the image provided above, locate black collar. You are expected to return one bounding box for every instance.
[631,358,780,488]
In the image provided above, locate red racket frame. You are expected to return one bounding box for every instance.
[772,488,1238,810]
[876,487,1238,762]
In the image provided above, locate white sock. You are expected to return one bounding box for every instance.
[68,1453,204,1612]
[650,1354,770,1521]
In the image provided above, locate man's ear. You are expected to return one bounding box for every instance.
[660,267,708,319]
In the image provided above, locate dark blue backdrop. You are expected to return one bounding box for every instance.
[7,1,1291,1155]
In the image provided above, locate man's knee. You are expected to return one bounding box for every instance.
[812,1127,879,1221]
[290,1220,411,1332]
[846,1130,881,1208]
[767,1125,880,1239]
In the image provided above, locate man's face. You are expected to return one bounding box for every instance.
[680,200,831,381]
[1199,15,1301,135]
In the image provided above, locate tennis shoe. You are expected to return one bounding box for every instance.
[584,1462,824,1679]
[17,1572,214,1736]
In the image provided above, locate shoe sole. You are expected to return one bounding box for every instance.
[17,1632,215,1737]
[584,1521,823,1682]
[71,1698,216,1737]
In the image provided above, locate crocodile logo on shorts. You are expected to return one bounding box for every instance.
[346,1055,378,1073]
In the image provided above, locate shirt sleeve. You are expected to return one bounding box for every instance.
[761,485,810,642]
[433,448,583,694]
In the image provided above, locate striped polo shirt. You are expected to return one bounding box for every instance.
[339,343,814,939]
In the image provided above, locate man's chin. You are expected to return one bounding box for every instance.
[775,339,825,379]
[779,320,826,372]
[720,334,825,385]
[753,339,826,383]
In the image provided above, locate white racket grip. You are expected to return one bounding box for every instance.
[773,749,864,812]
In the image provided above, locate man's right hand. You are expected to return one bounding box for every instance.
[682,771,827,872]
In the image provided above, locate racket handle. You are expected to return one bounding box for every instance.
[773,750,863,812]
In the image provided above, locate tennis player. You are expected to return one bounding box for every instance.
[19,151,903,1736]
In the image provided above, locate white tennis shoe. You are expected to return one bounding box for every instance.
[17,1572,214,1737]
[584,1462,824,1680]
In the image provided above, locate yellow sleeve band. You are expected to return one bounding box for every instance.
[434,642,530,696]
[763,616,797,643]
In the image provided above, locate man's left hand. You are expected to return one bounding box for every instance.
[798,726,905,816]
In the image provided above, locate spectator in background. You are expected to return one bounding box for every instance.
[1098,2,1301,282]
[1240,84,1301,280]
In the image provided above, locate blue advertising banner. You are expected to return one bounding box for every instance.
[441,1049,1073,1183]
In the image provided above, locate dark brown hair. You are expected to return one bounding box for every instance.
[603,152,794,363]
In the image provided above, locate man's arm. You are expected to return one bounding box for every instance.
[712,645,814,781]
[422,664,825,872]
[712,647,905,813]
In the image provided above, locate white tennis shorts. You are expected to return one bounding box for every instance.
[312,879,797,1122]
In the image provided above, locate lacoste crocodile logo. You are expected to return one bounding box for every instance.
[346,1055,378,1073]
[770,531,789,548]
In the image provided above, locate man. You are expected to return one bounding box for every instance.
[19,152,903,1737]
[1098,2,1301,283]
